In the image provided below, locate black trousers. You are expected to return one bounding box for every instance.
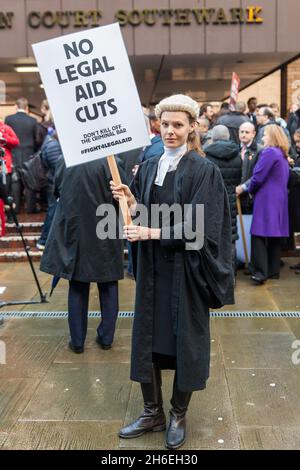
[68,280,119,348]
[11,170,36,213]
[250,235,281,281]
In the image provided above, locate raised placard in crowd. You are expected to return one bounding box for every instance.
[229,72,241,111]
[32,23,150,167]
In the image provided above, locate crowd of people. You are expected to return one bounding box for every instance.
[1,93,300,449]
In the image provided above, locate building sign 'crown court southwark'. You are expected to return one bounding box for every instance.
[0,7,263,29]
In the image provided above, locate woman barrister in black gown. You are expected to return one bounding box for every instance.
[111,94,233,449]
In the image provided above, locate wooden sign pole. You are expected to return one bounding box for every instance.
[107,155,132,226]
[236,196,249,268]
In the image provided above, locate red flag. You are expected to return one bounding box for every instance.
[229,72,241,111]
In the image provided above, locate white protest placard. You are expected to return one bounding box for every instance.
[32,23,150,167]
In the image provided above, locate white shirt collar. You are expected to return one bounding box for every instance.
[155,143,187,186]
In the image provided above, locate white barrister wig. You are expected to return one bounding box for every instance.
[155,94,200,120]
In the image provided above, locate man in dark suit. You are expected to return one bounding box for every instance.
[235,122,262,214]
[5,97,39,213]
[247,97,258,129]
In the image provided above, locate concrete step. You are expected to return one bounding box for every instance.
[0,234,40,249]
[0,249,43,262]
[5,222,43,235]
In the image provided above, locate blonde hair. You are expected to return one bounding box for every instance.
[187,115,205,157]
[264,124,289,159]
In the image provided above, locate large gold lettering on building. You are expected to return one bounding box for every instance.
[0,7,263,29]
[115,7,263,26]
[0,12,14,29]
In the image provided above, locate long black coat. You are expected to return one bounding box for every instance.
[0,180,7,202]
[5,112,39,167]
[205,140,242,242]
[240,141,263,214]
[130,151,233,392]
[216,112,250,145]
[40,158,124,283]
[289,162,300,233]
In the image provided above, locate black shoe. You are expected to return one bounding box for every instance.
[165,410,187,450]
[96,336,111,350]
[119,364,165,439]
[268,273,279,279]
[119,406,166,439]
[165,373,192,450]
[251,275,264,285]
[290,263,300,270]
[68,340,84,354]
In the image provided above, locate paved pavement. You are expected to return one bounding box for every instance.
[0,259,300,450]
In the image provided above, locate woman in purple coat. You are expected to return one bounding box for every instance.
[248,124,290,284]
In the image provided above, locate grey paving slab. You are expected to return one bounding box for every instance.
[285,318,300,338]
[220,332,297,369]
[0,379,40,442]
[2,420,123,450]
[0,335,64,378]
[116,318,134,330]
[266,286,300,311]
[120,342,240,450]
[226,368,300,427]
[0,318,69,337]
[20,363,131,422]
[1,259,300,449]
[239,426,300,450]
[214,317,292,336]
[118,280,136,312]
[53,330,131,365]
[0,275,135,313]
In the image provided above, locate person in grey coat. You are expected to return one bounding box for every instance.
[205,125,242,278]
[40,157,124,353]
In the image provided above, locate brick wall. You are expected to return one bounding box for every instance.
[287,58,300,111]
[238,70,281,111]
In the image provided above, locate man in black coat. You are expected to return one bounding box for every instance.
[5,97,39,213]
[289,129,300,268]
[247,97,258,129]
[235,122,262,214]
[40,157,124,353]
[205,125,242,274]
[0,162,7,201]
[216,102,250,145]
[287,105,300,141]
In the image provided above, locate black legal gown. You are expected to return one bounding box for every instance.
[151,171,177,363]
[130,151,233,392]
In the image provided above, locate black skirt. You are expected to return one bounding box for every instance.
[151,171,177,359]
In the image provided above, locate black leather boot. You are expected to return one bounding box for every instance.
[165,373,192,449]
[119,364,166,439]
